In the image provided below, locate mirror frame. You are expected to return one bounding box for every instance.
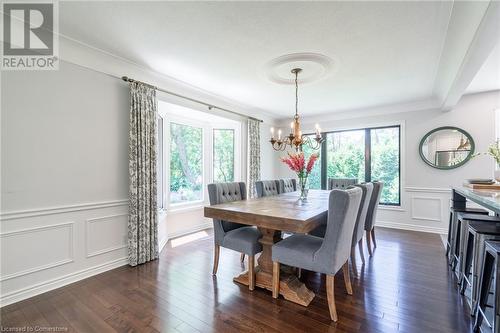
[419,126,475,170]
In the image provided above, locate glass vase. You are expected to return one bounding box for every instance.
[299,176,308,200]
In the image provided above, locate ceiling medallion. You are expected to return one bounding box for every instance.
[263,52,335,85]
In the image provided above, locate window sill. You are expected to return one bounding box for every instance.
[378,205,405,212]
[164,204,205,215]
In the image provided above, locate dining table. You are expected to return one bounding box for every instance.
[204,189,330,306]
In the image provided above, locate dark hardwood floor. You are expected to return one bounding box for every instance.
[1,227,473,333]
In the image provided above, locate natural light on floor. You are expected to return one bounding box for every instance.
[170,230,210,248]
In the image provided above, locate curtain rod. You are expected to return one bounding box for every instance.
[121,76,263,123]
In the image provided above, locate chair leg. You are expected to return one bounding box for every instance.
[371,228,377,248]
[366,230,373,256]
[358,239,365,264]
[248,255,255,291]
[326,275,338,322]
[212,244,220,275]
[297,268,302,279]
[272,261,280,298]
[240,253,245,263]
[342,261,353,295]
[350,246,358,276]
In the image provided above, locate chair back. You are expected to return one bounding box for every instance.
[352,183,373,245]
[207,182,247,244]
[328,178,358,190]
[314,187,362,275]
[364,181,384,231]
[255,180,280,198]
[279,178,297,193]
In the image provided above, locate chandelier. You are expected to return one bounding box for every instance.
[269,68,324,151]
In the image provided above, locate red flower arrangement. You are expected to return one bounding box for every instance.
[281,152,319,199]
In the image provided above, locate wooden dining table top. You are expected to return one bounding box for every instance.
[204,189,331,234]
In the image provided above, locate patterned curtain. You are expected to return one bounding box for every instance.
[128,82,159,266]
[248,119,261,198]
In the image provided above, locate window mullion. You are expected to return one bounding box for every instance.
[365,128,371,182]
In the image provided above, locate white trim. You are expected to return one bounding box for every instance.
[378,205,405,212]
[0,257,128,308]
[168,222,213,240]
[377,220,447,235]
[0,200,129,221]
[411,197,442,222]
[0,222,75,282]
[85,214,128,258]
[405,186,450,194]
[166,205,204,215]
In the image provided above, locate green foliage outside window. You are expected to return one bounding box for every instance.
[170,122,203,203]
[327,131,366,183]
[371,128,400,204]
[213,129,235,183]
[303,127,400,205]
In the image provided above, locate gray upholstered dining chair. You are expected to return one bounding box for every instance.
[351,183,373,272]
[207,182,262,290]
[328,178,358,189]
[255,180,280,198]
[271,187,362,321]
[365,181,383,256]
[279,178,297,193]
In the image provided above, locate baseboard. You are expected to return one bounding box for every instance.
[376,220,447,234]
[0,257,128,307]
[168,222,213,240]
[159,236,168,253]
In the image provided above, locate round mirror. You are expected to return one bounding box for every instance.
[419,126,475,169]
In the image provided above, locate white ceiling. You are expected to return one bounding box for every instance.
[466,43,500,94]
[58,1,497,119]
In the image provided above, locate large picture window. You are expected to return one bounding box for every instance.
[315,125,401,205]
[169,122,203,204]
[213,129,235,183]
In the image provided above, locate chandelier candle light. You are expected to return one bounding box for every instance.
[270,68,325,151]
[281,152,319,200]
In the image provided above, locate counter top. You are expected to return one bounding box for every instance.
[453,186,500,214]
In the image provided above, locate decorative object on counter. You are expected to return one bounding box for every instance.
[280,152,319,200]
[269,68,324,151]
[419,126,475,170]
[473,139,500,182]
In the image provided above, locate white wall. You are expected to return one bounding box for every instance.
[1,62,130,306]
[275,91,500,233]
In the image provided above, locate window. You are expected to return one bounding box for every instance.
[213,129,235,182]
[169,122,203,204]
[316,125,401,205]
[327,130,365,182]
[157,100,242,210]
[302,134,322,189]
[370,127,400,205]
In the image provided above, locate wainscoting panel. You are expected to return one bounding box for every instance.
[86,214,128,258]
[0,200,134,307]
[376,187,451,234]
[0,222,74,281]
[411,197,442,222]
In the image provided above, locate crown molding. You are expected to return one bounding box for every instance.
[57,34,278,123]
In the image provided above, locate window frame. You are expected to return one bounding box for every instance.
[166,117,206,209]
[212,128,236,183]
[157,102,242,212]
[314,124,402,206]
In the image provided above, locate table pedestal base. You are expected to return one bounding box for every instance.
[234,267,315,306]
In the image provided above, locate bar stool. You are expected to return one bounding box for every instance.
[459,217,500,312]
[451,210,489,271]
[474,240,500,333]
[447,206,489,263]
